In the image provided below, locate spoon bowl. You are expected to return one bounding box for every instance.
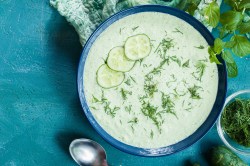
[69,139,107,166]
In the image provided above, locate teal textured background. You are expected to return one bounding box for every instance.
[0,0,249,165]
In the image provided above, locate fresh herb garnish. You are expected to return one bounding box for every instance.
[154,38,174,59]
[124,78,131,86]
[221,98,250,147]
[125,105,132,114]
[130,76,136,83]
[172,28,183,34]
[132,26,139,31]
[161,92,176,117]
[141,101,162,133]
[103,101,120,118]
[170,55,181,67]
[166,74,177,87]
[120,88,132,100]
[182,59,190,68]
[148,58,168,75]
[194,45,205,49]
[150,130,154,139]
[188,85,202,99]
[192,60,207,81]
[202,1,250,77]
[144,75,158,97]
[128,117,138,124]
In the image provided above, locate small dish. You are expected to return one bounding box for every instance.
[217,89,250,155]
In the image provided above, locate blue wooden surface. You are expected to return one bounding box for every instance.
[0,0,249,165]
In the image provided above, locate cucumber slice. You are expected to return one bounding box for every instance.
[96,64,125,88]
[107,46,135,72]
[124,34,151,60]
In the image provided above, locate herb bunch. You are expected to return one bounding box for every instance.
[198,0,250,77]
[221,98,250,147]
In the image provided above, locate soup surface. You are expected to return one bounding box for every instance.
[83,12,218,148]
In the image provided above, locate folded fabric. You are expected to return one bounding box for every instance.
[50,0,223,46]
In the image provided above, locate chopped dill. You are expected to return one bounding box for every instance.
[132,26,139,31]
[166,74,177,86]
[141,101,162,133]
[120,88,132,100]
[188,85,202,99]
[154,37,174,59]
[194,45,205,49]
[128,117,138,124]
[138,59,143,66]
[161,92,176,117]
[221,98,250,147]
[170,55,181,67]
[173,28,183,34]
[144,75,158,97]
[148,58,168,75]
[103,101,120,118]
[125,105,132,114]
[91,91,107,104]
[182,59,190,68]
[192,60,207,81]
[119,27,125,35]
[119,119,122,125]
[124,78,131,86]
[150,130,154,139]
[92,95,100,103]
[130,76,136,83]
[90,106,97,110]
[173,88,187,97]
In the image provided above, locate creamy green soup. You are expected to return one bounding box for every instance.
[83,12,218,148]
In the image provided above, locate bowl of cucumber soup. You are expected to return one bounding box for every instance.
[77,5,227,156]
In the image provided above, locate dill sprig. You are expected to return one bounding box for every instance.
[125,105,132,114]
[120,88,132,100]
[172,28,183,34]
[144,75,158,97]
[128,117,138,124]
[150,130,154,139]
[182,59,190,68]
[221,98,250,147]
[141,101,162,132]
[148,58,168,75]
[132,26,139,31]
[194,45,205,49]
[170,55,181,67]
[124,78,131,86]
[91,91,107,104]
[166,74,177,87]
[103,101,120,118]
[188,85,202,99]
[161,92,177,117]
[192,60,207,81]
[154,38,174,59]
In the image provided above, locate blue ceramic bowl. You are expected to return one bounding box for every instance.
[77,5,227,156]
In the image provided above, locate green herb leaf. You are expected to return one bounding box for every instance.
[238,0,250,9]
[120,88,132,100]
[188,85,202,99]
[186,2,199,16]
[237,21,250,34]
[194,45,205,49]
[208,47,222,64]
[220,11,243,31]
[182,59,190,68]
[214,38,225,54]
[226,61,238,77]
[231,35,250,57]
[222,50,235,64]
[203,1,220,27]
[224,41,236,48]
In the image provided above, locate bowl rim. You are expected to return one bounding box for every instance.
[77,5,227,156]
[217,89,250,155]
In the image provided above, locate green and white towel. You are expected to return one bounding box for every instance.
[49,0,226,45]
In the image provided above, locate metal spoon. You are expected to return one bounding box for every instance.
[69,139,108,166]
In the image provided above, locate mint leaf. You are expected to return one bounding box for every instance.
[222,50,235,64]
[203,1,220,27]
[186,2,199,16]
[224,0,236,9]
[220,11,244,31]
[214,38,225,54]
[237,21,250,34]
[208,47,221,64]
[239,0,250,9]
[231,35,250,57]
[224,41,236,48]
[226,61,238,78]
